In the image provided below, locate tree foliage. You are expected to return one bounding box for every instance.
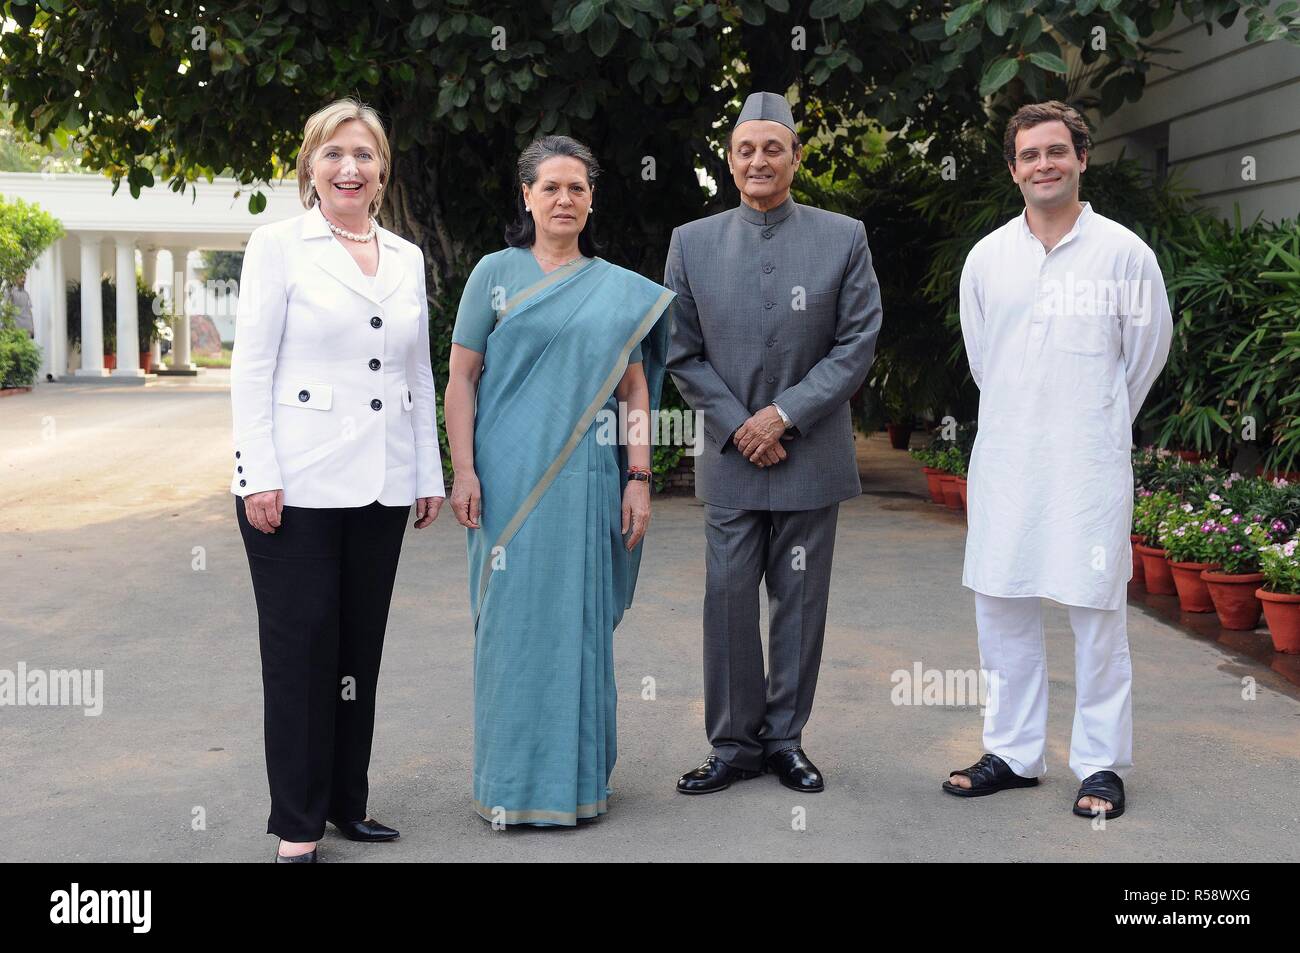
[4,0,1297,289]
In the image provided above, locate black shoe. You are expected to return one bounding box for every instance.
[764,747,825,793]
[327,816,400,842]
[942,753,1039,798]
[676,756,761,795]
[1072,770,1126,820]
[274,839,318,863]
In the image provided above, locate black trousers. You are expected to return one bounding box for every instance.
[236,497,410,842]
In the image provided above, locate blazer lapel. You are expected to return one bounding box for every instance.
[302,205,404,305]
[371,228,405,304]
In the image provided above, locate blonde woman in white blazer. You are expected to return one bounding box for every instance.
[231,99,445,863]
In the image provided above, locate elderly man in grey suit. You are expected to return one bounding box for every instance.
[666,91,883,795]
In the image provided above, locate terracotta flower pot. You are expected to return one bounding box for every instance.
[102,352,116,371]
[886,423,913,450]
[1168,561,1219,612]
[139,350,154,373]
[921,467,945,505]
[1257,589,1300,654]
[1134,544,1175,595]
[956,476,968,509]
[1254,466,1300,483]
[1130,534,1145,584]
[939,474,962,511]
[1201,571,1264,630]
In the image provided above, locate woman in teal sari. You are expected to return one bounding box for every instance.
[443,136,674,826]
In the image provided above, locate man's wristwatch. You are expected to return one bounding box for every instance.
[772,403,792,430]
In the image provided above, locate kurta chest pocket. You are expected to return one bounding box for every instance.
[275,382,333,410]
[1048,281,1117,356]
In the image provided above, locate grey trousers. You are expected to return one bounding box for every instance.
[702,501,840,771]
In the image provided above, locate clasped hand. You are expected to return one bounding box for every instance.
[733,405,788,468]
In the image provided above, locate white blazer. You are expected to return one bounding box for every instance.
[229,204,446,508]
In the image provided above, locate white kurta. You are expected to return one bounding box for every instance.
[959,203,1173,610]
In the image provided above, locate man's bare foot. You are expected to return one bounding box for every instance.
[277,839,316,857]
[948,773,971,789]
[1077,794,1113,813]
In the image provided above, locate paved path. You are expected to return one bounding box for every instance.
[2,376,1298,862]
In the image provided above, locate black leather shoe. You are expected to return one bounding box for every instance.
[676,756,761,795]
[764,747,825,793]
[274,840,318,863]
[328,816,400,842]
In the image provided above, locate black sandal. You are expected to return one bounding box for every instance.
[1072,770,1125,819]
[942,753,1039,798]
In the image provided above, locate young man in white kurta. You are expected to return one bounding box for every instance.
[957,110,1172,810]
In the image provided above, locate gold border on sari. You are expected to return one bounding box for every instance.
[493,256,593,326]
[472,798,609,826]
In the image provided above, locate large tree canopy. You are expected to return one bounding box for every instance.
[3,0,1298,286]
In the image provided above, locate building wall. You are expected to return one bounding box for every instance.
[1087,11,1300,223]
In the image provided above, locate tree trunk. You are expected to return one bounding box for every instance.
[379,139,457,297]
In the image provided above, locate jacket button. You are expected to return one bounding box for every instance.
[237,466,243,473]
[767,376,776,383]
[235,451,240,459]
[371,398,383,411]
[370,316,383,328]
[766,338,775,347]
[763,263,774,273]
[369,358,381,371]
[298,389,310,402]
[239,479,247,487]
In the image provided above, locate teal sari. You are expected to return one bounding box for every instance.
[467,255,674,826]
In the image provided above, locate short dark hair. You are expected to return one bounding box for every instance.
[1003,100,1091,164]
[505,135,603,256]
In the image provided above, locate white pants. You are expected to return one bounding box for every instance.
[975,593,1133,781]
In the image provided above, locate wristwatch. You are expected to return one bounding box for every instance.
[772,402,792,430]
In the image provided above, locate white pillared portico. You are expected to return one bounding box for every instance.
[0,172,302,384]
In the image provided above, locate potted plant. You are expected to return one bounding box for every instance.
[137,283,165,372]
[1133,490,1179,595]
[1130,447,1177,585]
[909,446,946,505]
[67,278,162,370]
[1200,478,1293,629]
[951,448,969,510]
[1156,503,1220,612]
[936,446,963,512]
[1257,535,1300,653]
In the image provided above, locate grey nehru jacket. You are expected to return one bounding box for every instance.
[665,197,884,511]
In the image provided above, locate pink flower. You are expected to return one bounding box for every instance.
[1232,544,1243,552]
[1231,515,1242,524]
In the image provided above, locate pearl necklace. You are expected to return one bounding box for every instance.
[324,215,378,243]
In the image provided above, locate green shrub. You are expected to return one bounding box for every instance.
[0,317,41,388]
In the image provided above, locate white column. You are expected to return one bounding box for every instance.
[50,239,67,380]
[75,234,108,377]
[28,246,53,380]
[141,248,161,371]
[112,236,143,376]
[166,246,195,371]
